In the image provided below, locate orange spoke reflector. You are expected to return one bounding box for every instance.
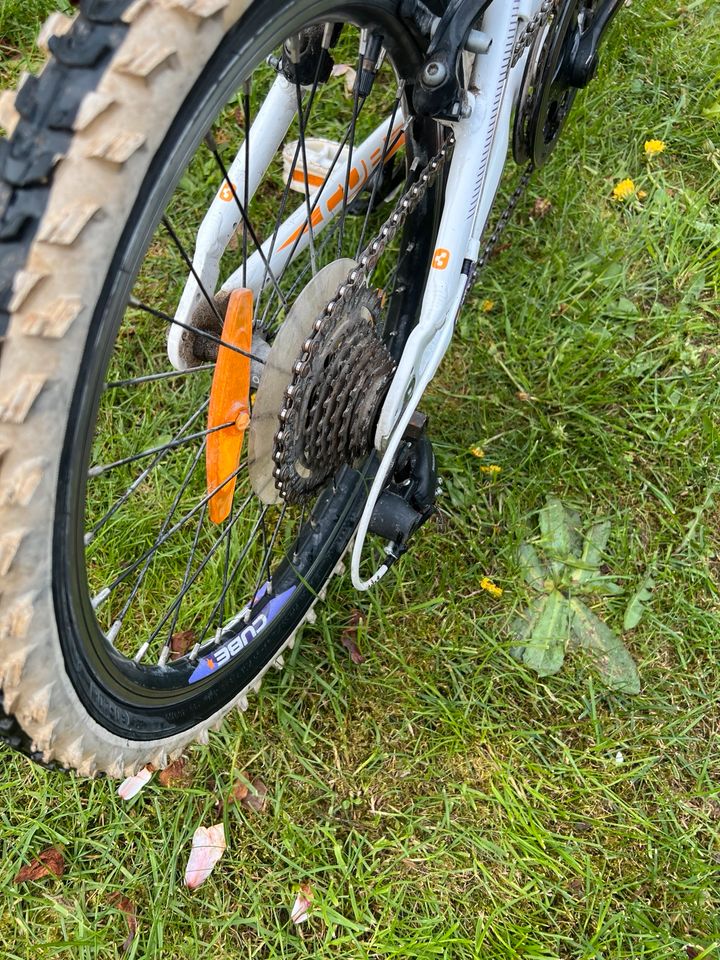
[206,288,253,524]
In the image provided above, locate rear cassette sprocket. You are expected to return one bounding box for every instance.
[273,283,395,504]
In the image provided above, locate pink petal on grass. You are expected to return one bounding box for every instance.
[184,824,226,890]
[291,883,314,924]
[331,63,357,95]
[117,766,153,800]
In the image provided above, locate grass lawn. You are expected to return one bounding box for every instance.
[1,0,719,957]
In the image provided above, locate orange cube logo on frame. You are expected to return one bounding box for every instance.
[432,248,450,270]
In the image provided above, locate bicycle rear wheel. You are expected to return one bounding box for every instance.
[0,0,442,775]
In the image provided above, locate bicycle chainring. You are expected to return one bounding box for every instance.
[513,0,589,167]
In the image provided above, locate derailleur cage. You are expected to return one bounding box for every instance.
[367,411,438,569]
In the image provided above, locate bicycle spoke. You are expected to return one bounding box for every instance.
[242,78,251,289]
[143,491,256,651]
[104,365,213,391]
[218,495,235,632]
[93,458,248,606]
[159,500,208,665]
[257,30,329,310]
[129,297,266,365]
[258,72,372,329]
[256,123,360,331]
[337,50,364,257]
[294,69,318,275]
[197,504,269,646]
[86,399,209,544]
[89,419,234,478]
[203,134,288,309]
[263,196,353,333]
[106,440,206,648]
[355,84,404,258]
[163,215,228,323]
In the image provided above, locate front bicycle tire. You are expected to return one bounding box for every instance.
[0,0,443,776]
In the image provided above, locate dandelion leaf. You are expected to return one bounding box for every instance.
[539,497,575,578]
[509,594,547,661]
[571,520,612,584]
[623,572,655,631]
[522,589,568,677]
[518,542,547,591]
[578,576,624,596]
[564,506,584,557]
[569,598,640,694]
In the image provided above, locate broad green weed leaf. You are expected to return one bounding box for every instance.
[569,598,640,694]
[571,520,611,584]
[577,577,624,596]
[564,505,584,557]
[539,497,574,578]
[623,572,655,631]
[518,543,547,591]
[612,296,640,319]
[510,594,547,661]
[522,589,568,677]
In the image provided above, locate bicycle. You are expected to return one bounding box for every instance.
[0,0,623,777]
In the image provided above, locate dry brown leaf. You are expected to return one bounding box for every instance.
[170,629,196,660]
[340,610,365,664]
[157,757,193,789]
[216,777,250,817]
[291,883,314,924]
[230,779,250,804]
[109,893,138,954]
[241,776,268,813]
[14,847,65,884]
[184,823,226,890]
[567,877,584,897]
[530,197,552,219]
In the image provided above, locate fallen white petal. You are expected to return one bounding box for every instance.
[184,824,226,890]
[117,766,153,800]
[291,883,314,924]
[614,750,625,765]
[331,63,357,95]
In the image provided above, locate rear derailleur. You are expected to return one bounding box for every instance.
[367,411,438,573]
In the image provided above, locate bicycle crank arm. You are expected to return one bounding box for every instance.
[563,0,625,88]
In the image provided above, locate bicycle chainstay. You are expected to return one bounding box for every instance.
[271,2,560,501]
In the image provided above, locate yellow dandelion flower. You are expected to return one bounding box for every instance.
[644,139,665,158]
[612,178,635,201]
[481,299,495,313]
[480,464,502,475]
[480,576,503,598]
[469,445,485,458]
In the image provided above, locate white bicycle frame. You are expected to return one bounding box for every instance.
[169,0,543,588]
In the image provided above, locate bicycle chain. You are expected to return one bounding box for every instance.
[272,2,559,500]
